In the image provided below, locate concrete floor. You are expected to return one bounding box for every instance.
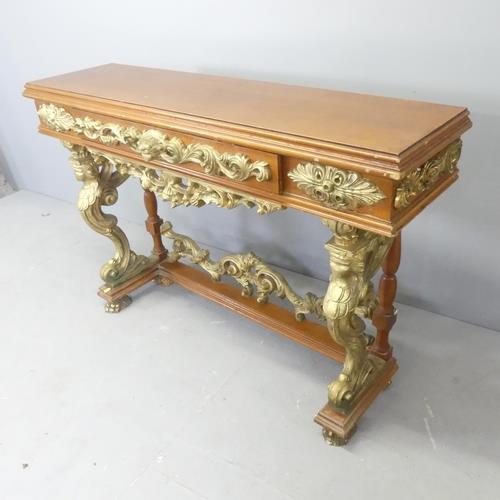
[0,174,13,198]
[1,190,499,500]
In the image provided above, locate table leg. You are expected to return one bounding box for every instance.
[66,144,155,311]
[316,221,395,445]
[371,233,402,360]
[144,189,172,286]
[144,190,168,261]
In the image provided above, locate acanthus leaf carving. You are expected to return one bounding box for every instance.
[394,139,462,209]
[84,149,284,215]
[288,162,386,211]
[38,103,272,183]
[161,221,324,322]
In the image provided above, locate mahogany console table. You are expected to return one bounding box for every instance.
[24,64,471,445]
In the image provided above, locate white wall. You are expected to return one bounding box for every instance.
[1,0,499,331]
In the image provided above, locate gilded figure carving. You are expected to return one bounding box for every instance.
[394,139,462,209]
[322,220,393,409]
[288,162,386,210]
[65,143,154,287]
[39,104,272,182]
[161,221,324,321]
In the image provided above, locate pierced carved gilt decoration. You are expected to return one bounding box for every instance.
[288,162,386,210]
[322,220,393,409]
[65,143,154,287]
[83,150,283,215]
[161,221,324,321]
[394,139,462,209]
[38,103,272,182]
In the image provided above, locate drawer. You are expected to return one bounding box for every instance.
[36,102,280,194]
[281,155,394,221]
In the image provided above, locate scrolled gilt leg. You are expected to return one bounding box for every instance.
[66,144,155,308]
[322,220,393,411]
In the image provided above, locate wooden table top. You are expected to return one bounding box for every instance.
[25,64,469,158]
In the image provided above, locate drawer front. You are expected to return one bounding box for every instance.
[281,156,394,221]
[36,102,280,193]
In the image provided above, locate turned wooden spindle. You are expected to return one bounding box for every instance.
[144,190,168,261]
[371,233,401,360]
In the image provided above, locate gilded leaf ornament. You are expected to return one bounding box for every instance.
[161,221,324,321]
[288,163,386,210]
[38,103,272,182]
[394,139,462,209]
[84,149,284,215]
[159,219,378,325]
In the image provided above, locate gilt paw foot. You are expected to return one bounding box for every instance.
[322,425,357,446]
[104,295,132,313]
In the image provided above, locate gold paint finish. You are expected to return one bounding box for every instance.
[394,140,462,209]
[288,162,386,210]
[38,103,272,182]
[161,221,324,321]
[104,295,132,313]
[66,143,155,287]
[87,150,284,215]
[322,220,393,409]
[322,427,356,446]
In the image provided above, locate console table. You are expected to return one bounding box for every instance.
[24,64,471,445]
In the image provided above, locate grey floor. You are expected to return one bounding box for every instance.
[0,174,13,198]
[1,190,499,500]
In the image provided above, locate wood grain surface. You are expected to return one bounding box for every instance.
[25,63,470,161]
